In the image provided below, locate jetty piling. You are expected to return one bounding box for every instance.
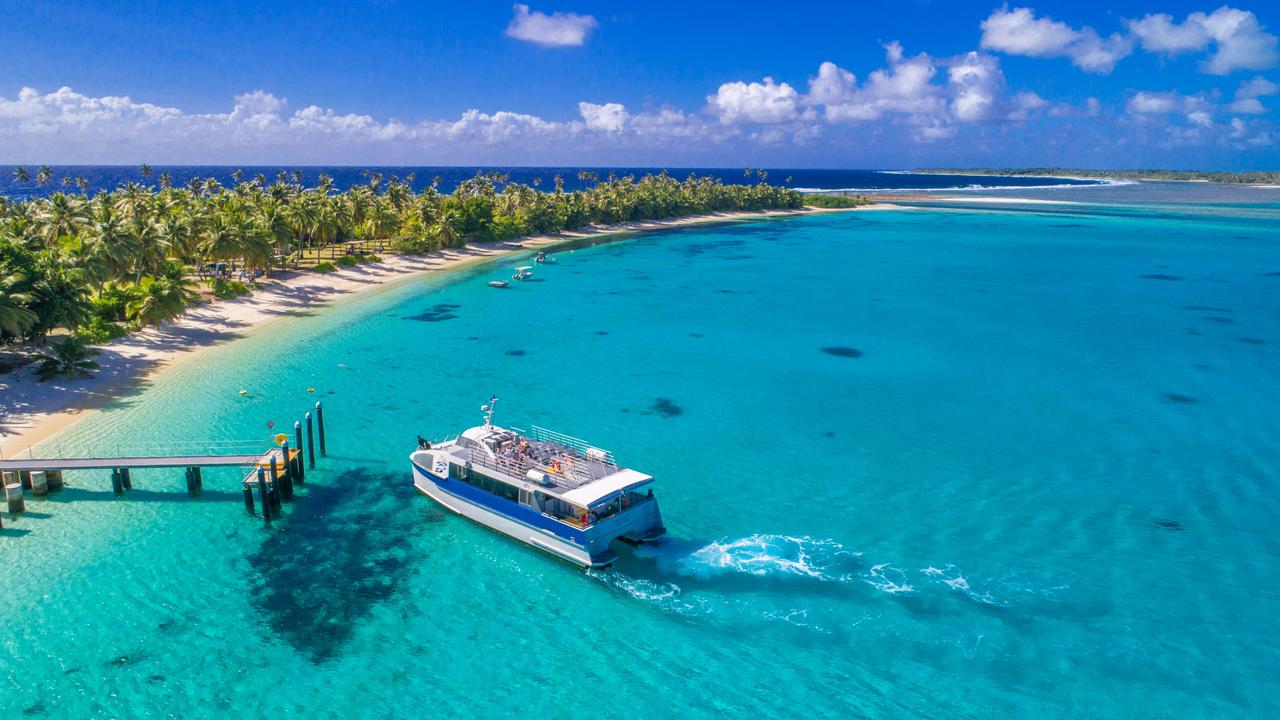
[293,422,305,484]
[5,483,25,515]
[316,402,327,456]
[306,413,316,469]
[257,467,271,525]
[120,467,133,491]
[268,456,282,510]
[30,471,48,497]
[47,470,64,493]
[111,468,124,496]
[278,442,295,501]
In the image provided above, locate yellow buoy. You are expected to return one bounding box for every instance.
[274,433,288,446]
[239,389,248,395]
[307,387,316,393]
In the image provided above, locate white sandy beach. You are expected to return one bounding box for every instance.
[0,206,869,452]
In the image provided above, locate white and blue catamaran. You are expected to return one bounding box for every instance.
[410,398,666,568]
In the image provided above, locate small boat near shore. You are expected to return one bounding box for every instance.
[512,266,534,280]
[487,280,509,288]
[409,398,666,568]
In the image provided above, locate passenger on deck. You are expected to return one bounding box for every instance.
[417,435,431,450]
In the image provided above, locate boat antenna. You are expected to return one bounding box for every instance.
[482,396,497,428]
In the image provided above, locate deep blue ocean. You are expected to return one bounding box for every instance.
[1,183,1279,718]
[0,166,1101,199]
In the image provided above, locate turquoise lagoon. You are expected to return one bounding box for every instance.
[2,190,1279,718]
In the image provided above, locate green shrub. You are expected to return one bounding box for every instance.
[92,284,136,322]
[75,317,128,344]
[392,236,439,255]
[313,261,337,274]
[362,254,382,263]
[335,254,360,267]
[211,277,252,299]
[804,194,875,208]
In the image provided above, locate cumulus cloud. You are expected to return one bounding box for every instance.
[578,101,629,131]
[1128,7,1278,75]
[948,52,1005,122]
[505,4,597,48]
[1127,90,1216,129]
[813,43,944,123]
[1007,91,1049,120]
[981,7,1132,73]
[706,77,801,124]
[1228,75,1279,113]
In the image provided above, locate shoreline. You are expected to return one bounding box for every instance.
[0,205,877,452]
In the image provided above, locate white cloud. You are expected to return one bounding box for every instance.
[1128,91,1182,114]
[578,101,629,132]
[981,7,1132,73]
[1228,75,1279,113]
[234,90,285,116]
[706,77,800,124]
[1128,7,1278,75]
[1007,91,1049,120]
[948,52,1004,122]
[505,4,597,48]
[1127,90,1217,129]
[807,62,857,107]
[815,44,944,122]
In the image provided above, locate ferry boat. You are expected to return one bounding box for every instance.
[409,398,666,568]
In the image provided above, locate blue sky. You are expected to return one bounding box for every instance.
[0,1,1277,168]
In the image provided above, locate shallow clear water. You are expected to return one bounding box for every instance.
[2,195,1279,718]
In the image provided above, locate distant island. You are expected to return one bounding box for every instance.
[914,168,1280,185]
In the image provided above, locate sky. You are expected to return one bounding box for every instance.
[0,0,1277,169]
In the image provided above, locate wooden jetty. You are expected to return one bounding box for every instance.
[0,402,329,530]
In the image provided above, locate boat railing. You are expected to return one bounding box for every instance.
[517,425,617,466]
[464,444,613,488]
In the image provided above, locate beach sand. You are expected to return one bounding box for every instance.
[0,206,871,451]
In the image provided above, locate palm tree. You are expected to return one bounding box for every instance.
[12,166,30,183]
[36,337,100,380]
[36,165,53,186]
[0,271,37,336]
[140,164,153,179]
[125,275,198,326]
[34,193,90,244]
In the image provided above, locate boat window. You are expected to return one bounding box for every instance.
[450,463,470,481]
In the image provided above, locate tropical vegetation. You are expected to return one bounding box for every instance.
[0,167,805,361]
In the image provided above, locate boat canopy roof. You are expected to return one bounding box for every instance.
[516,265,534,271]
[560,469,654,508]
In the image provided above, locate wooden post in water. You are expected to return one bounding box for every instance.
[19,471,31,490]
[120,467,132,491]
[256,466,271,525]
[5,483,24,515]
[46,470,64,493]
[268,456,282,511]
[111,468,124,496]
[193,466,203,493]
[30,471,48,497]
[278,442,294,501]
[185,467,200,497]
[306,412,316,469]
[315,402,327,456]
[293,422,306,484]
[243,476,255,514]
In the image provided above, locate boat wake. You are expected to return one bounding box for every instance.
[594,534,1080,631]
